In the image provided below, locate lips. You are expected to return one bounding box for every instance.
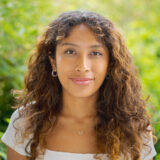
[70,78,94,81]
[70,77,94,85]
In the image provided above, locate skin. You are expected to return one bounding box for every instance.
[49,23,109,121]
[6,23,153,160]
[7,146,27,160]
[45,23,109,154]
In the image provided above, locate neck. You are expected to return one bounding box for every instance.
[60,89,99,121]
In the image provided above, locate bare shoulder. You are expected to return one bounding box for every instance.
[7,146,27,160]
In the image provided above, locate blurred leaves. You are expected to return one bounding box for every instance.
[0,0,160,159]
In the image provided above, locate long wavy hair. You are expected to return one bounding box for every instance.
[12,10,156,160]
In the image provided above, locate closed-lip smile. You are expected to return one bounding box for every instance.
[70,77,94,85]
[70,78,94,81]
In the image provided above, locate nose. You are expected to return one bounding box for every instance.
[75,54,90,72]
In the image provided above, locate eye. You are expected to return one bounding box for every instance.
[64,49,76,55]
[91,51,102,56]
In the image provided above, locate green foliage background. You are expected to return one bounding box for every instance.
[0,0,159,159]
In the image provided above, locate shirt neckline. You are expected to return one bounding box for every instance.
[45,149,106,155]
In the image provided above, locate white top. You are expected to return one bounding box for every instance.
[1,108,157,160]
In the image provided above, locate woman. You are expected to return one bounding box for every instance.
[1,10,157,160]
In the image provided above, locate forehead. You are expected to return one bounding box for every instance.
[58,24,103,45]
[70,24,93,34]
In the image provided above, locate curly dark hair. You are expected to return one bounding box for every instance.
[12,10,156,160]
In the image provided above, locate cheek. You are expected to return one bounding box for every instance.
[93,60,108,77]
[93,62,108,90]
[56,56,72,80]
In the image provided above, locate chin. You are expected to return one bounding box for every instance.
[67,89,98,98]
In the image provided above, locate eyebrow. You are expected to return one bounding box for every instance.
[60,42,104,49]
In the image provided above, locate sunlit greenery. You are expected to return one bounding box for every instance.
[0,0,159,159]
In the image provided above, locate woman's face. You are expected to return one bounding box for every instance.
[49,23,109,98]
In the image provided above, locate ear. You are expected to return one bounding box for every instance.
[48,56,57,71]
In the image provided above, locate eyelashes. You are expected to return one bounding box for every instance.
[64,49,76,55]
[64,49,102,56]
[92,51,102,56]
